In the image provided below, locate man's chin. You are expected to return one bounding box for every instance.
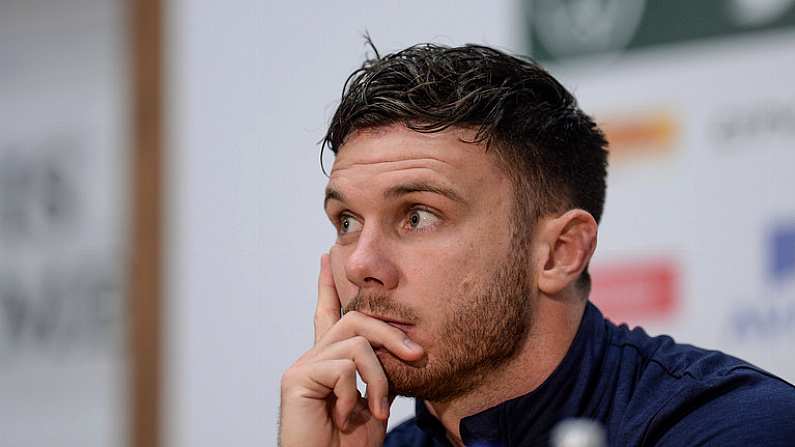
[375,348,470,402]
[375,349,430,397]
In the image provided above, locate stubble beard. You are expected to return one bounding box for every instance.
[343,240,534,403]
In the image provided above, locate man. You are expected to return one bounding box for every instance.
[279,43,795,446]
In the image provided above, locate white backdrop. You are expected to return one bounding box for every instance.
[165,1,795,446]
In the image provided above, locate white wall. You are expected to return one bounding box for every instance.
[165,2,520,446]
[165,2,795,446]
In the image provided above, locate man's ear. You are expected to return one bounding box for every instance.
[535,209,598,296]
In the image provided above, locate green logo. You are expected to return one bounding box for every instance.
[524,0,795,61]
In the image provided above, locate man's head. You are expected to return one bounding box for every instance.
[324,43,608,291]
[322,44,607,401]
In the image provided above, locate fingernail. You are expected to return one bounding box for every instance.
[403,338,421,352]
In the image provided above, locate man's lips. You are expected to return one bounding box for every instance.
[386,321,413,332]
[361,312,414,332]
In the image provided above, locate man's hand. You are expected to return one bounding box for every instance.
[278,254,425,447]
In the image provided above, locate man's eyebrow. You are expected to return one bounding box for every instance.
[384,182,464,203]
[324,187,345,210]
[324,182,464,211]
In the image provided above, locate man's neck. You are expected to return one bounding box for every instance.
[424,298,587,445]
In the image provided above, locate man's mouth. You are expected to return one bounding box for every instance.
[362,313,414,332]
[386,321,413,332]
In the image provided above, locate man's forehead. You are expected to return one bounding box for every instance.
[323,125,513,213]
[329,125,489,175]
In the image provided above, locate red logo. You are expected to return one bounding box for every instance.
[589,259,679,324]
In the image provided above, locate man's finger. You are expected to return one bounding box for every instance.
[314,253,341,344]
[296,359,360,429]
[315,311,425,363]
[313,336,392,420]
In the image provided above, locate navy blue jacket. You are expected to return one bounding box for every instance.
[385,303,795,446]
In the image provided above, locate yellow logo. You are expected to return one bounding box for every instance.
[598,110,678,162]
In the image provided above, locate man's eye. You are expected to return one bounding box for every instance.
[406,209,438,231]
[338,214,363,235]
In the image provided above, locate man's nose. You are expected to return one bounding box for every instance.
[344,227,399,290]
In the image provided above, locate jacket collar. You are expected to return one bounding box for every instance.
[414,302,608,446]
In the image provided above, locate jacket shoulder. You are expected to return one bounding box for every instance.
[646,369,795,446]
[607,322,795,445]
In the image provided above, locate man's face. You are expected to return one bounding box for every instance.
[324,124,534,402]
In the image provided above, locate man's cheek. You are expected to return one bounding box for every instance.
[409,256,469,294]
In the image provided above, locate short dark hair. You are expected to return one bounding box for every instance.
[322,42,608,291]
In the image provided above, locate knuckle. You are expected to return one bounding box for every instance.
[280,366,301,390]
[339,358,357,375]
[336,390,358,408]
[340,359,356,373]
[342,310,362,322]
[351,335,371,351]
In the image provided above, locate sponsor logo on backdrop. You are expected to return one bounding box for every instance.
[729,222,795,340]
[525,0,795,62]
[729,0,795,27]
[0,140,122,362]
[712,100,795,149]
[589,258,679,324]
[771,223,795,281]
[598,110,679,163]
[529,0,647,60]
